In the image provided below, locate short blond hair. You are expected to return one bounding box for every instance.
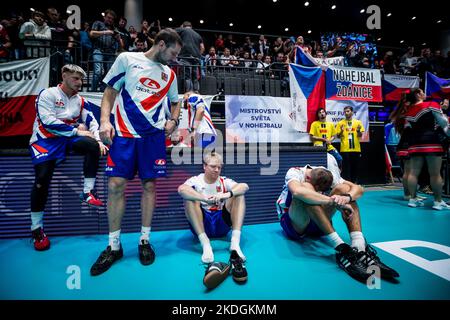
[203,152,223,165]
[61,64,87,78]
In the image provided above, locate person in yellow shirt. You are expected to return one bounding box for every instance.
[336,106,365,183]
[309,108,343,168]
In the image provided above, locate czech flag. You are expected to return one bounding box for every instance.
[425,72,450,100]
[289,63,325,132]
[382,74,420,102]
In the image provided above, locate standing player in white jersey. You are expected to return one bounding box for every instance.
[182,91,217,148]
[29,64,108,251]
[276,154,399,282]
[178,152,249,283]
[90,29,183,276]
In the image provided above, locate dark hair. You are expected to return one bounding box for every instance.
[316,107,326,120]
[104,9,117,19]
[154,28,183,48]
[310,168,333,192]
[119,17,127,23]
[389,88,422,134]
[182,21,192,27]
[344,106,353,112]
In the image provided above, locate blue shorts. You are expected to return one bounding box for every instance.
[105,132,167,180]
[280,212,325,240]
[189,207,232,238]
[30,136,85,165]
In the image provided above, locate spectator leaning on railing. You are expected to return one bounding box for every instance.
[19,10,51,58]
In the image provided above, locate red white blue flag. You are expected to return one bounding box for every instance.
[382,74,420,102]
[425,72,450,100]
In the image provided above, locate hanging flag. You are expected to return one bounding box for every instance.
[383,74,420,102]
[425,72,450,100]
[289,63,326,132]
[0,57,50,136]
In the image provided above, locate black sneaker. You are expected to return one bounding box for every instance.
[229,250,248,283]
[90,245,123,276]
[335,243,371,282]
[138,239,155,266]
[361,244,400,279]
[203,261,230,289]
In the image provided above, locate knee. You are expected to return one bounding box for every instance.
[331,183,351,195]
[108,179,126,195]
[142,180,156,194]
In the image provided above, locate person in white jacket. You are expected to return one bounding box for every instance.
[19,11,51,58]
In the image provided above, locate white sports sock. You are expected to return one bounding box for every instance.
[83,178,95,194]
[230,230,246,261]
[31,211,44,231]
[350,231,366,252]
[198,233,214,263]
[322,232,344,248]
[109,229,121,251]
[140,226,151,243]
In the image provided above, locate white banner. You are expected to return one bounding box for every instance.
[225,95,311,143]
[325,99,370,142]
[314,56,345,66]
[0,57,50,97]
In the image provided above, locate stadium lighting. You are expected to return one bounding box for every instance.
[66,10,72,14]
[284,27,289,32]
[422,43,427,46]
[229,23,233,27]
[331,5,336,10]
[273,0,277,2]
[257,25,262,29]
[168,17,173,22]
[400,40,404,44]
[377,38,382,41]
[307,30,312,34]
[387,13,392,17]
[101,12,105,17]
[411,16,416,20]
[200,20,204,24]
[30,8,35,12]
[360,9,365,13]
[437,20,442,23]
[304,2,309,6]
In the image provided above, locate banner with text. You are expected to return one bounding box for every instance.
[225,95,311,143]
[325,99,370,142]
[325,66,382,102]
[0,57,50,136]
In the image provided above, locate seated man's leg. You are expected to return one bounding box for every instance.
[225,194,246,260]
[184,200,214,263]
[331,184,365,251]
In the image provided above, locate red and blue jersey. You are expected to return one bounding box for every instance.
[103,52,179,138]
[185,93,216,136]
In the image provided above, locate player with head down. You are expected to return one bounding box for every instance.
[276,154,399,282]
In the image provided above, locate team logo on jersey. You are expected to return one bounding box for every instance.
[155,159,166,166]
[161,72,168,81]
[31,144,49,159]
[55,99,65,108]
[139,77,161,90]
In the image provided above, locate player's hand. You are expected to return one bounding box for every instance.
[100,121,115,145]
[331,194,350,206]
[336,203,354,220]
[98,141,109,156]
[164,120,177,137]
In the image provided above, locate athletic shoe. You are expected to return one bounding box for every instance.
[404,195,427,201]
[229,250,248,283]
[203,262,230,289]
[138,239,155,265]
[90,245,123,276]
[335,243,371,282]
[418,185,433,195]
[360,245,400,279]
[31,227,50,251]
[432,201,450,211]
[80,189,104,207]
[408,198,424,208]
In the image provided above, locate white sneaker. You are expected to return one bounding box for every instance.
[408,198,424,208]
[432,201,450,211]
[416,195,427,201]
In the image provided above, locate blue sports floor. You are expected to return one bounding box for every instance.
[1,189,449,300]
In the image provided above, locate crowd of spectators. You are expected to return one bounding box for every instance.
[1,8,450,88]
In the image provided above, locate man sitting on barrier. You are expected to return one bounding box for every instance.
[276,154,399,282]
[178,152,249,283]
[29,64,108,251]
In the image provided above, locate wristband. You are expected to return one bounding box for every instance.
[170,118,179,126]
[342,193,353,202]
[229,190,234,198]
